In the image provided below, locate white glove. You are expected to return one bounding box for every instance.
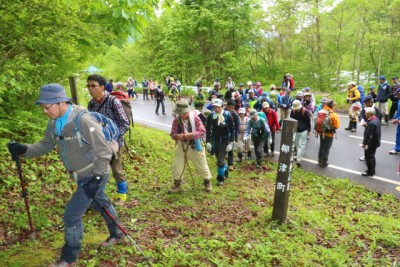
[268,137,272,145]
[206,142,212,151]
[226,143,234,152]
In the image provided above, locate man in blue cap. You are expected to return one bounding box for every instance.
[376,75,391,125]
[7,84,123,266]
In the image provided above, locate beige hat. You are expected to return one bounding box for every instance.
[173,99,193,115]
[262,102,270,108]
[292,100,302,110]
[238,108,246,113]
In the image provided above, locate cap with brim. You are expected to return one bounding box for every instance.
[35,84,72,105]
[363,95,373,102]
[212,99,224,107]
[238,108,246,113]
[321,97,330,103]
[392,76,399,79]
[227,99,236,106]
[379,75,386,80]
[292,100,301,110]
[173,100,193,115]
[249,109,257,118]
[249,89,255,93]
[262,102,270,108]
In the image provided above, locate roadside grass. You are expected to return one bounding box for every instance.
[0,124,399,266]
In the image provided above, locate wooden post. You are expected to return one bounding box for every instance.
[69,76,79,105]
[272,118,298,224]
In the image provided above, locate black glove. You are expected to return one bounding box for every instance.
[82,176,103,199]
[7,141,27,161]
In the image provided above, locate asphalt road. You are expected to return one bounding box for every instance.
[130,97,400,199]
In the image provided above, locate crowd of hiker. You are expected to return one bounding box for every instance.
[6,73,400,266]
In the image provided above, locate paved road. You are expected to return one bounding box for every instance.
[131,97,400,199]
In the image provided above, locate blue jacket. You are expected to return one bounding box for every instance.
[376,82,391,103]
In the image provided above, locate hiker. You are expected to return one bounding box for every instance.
[226,99,240,171]
[389,88,400,155]
[269,85,280,112]
[233,92,243,111]
[87,74,130,204]
[175,78,181,97]
[254,92,274,111]
[126,78,138,99]
[169,83,179,113]
[376,76,391,125]
[359,95,382,161]
[361,107,381,177]
[243,109,271,167]
[208,84,223,101]
[191,87,206,111]
[282,74,295,91]
[244,89,258,109]
[105,79,113,93]
[369,86,377,102]
[290,100,311,167]
[262,102,280,157]
[155,84,166,115]
[278,89,293,126]
[237,83,245,100]
[302,92,315,116]
[314,100,340,168]
[389,76,400,120]
[206,99,234,186]
[302,87,316,107]
[149,78,156,100]
[116,81,124,91]
[195,76,205,90]
[142,76,149,100]
[7,84,123,266]
[345,81,361,132]
[225,76,236,91]
[236,108,251,161]
[169,99,212,193]
[255,82,263,96]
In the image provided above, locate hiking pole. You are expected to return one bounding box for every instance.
[182,142,196,188]
[14,155,34,233]
[93,199,151,263]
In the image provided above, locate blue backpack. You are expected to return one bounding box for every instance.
[358,85,365,103]
[75,110,120,153]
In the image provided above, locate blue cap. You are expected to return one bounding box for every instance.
[379,75,386,80]
[35,84,72,105]
[363,95,373,102]
[261,92,268,97]
[369,86,375,89]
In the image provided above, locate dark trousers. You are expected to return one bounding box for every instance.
[318,135,333,164]
[264,132,275,153]
[228,150,234,166]
[156,100,165,114]
[253,136,265,163]
[143,88,149,100]
[214,138,229,167]
[364,145,378,175]
[389,101,398,120]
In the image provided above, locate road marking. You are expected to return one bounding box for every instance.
[396,186,400,192]
[349,135,395,145]
[133,117,172,128]
[298,157,400,186]
[131,101,145,105]
[338,114,348,118]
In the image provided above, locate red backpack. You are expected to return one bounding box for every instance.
[110,91,134,143]
[314,109,334,134]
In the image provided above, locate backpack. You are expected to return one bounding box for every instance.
[75,110,120,156]
[314,109,335,134]
[357,85,365,103]
[250,118,268,139]
[109,92,134,143]
[210,111,231,139]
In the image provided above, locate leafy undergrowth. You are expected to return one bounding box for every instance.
[0,124,399,266]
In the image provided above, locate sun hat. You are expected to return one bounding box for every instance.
[35,84,72,105]
[262,102,270,108]
[292,100,302,110]
[247,81,252,86]
[249,109,258,118]
[173,99,193,115]
[296,91,303,97]
[212,98,224,107]
[248,89,255,94]
[238,108,246,114]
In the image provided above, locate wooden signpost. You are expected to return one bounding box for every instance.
[272,118,298,224]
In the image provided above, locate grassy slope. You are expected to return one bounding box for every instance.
[0,124,399,267]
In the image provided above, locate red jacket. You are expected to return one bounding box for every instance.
[263,108,280,132]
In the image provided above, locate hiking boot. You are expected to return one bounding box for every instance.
[49,259,77,267]
[344,126,351,130]
[156,112,159,115]
[217,180,224,186]
[236,153,243,162]
[163,112,166,115]
[101,235,123,247]
[203,179,212,192]
[168,180,183,194]
[389,150,400,155]
[359,156,365,161]
[361,171,374,177]
[351,128,356,132]
[228,165,234,171]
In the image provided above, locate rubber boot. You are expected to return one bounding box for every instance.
[236,153,243,162]
[115,181,127,205]
[224,164,229,180]
[168,180,183,193]
[217,166,225,186]
[247,151,252,160]
[203,179,212,192]
[382,114,389,125]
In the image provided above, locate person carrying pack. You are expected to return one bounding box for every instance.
[87,75,130,204]
[110,90,134,143]
[206,99,234,186]
[7,84,123,266]
[314,100,340,168]
[142,76,149,100]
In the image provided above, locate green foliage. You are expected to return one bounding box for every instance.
[0,124,399,266]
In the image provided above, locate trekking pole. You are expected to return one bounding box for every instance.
[13,155,34,233]
[93,199,152,263]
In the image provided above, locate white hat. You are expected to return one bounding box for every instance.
[262,102,270,108]
[292,100,302,110]
[212,99,224,107]
[238,108,246,114]
[348,81,356,86]
[247,81,252,86]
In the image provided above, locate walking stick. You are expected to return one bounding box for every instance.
[179,142,196,188]
[93,199,151,264]
[13,155,34,233]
